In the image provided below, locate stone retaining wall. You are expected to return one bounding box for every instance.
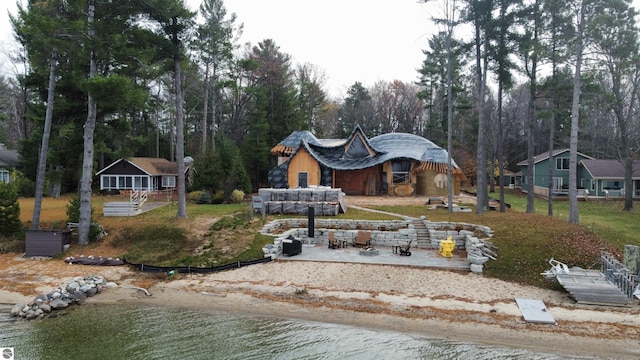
[420,218,494,273]
[258,188,344,215]
[260,219,415,257]
[260,219,409,234]
[260,217,495,273]
[423,220,492,248]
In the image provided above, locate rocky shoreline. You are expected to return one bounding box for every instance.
[10,275,117,320]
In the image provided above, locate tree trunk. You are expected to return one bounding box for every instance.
[31,50,58,229]
[568,2,585,224]
[79,0,97,245]
[49,167,62,198]
[526,1,539,214]
[547,37,558,217]
[201,62,209,154]
[497,83,505,212]
[169,92,175,162]
[547,119,555,216]
[623,157,634,210]
[211,69,217,151]
[174,50,187,219]
[445,0,456,212]
[475,20,488,214]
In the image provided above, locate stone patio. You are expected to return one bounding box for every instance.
[277,241,470,271]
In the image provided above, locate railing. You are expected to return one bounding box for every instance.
[601,250,637,300]
[130,190,148,211]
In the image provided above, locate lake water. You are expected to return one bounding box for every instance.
[1,304,589,360]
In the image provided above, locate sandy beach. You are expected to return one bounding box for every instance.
[2,253,640,359]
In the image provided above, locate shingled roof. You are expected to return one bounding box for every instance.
[517,149,594,166]
[273,126,463,175]
[580,159,640,179]
[0,146,19,168]
[270,130,343,155]
[95,157,178,176]
[129,157,178,175]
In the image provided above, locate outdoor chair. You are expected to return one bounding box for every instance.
[328,232,340,249]
[353,231,371,247]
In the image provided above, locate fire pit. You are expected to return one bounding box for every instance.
[359,246,379,256]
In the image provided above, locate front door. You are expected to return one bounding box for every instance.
[298,172,308,188]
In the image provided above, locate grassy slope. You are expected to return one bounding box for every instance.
[372,190,639,289]
[7,191,639,289]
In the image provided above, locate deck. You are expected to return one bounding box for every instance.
[102,201,169,216]
[556,269,634,306]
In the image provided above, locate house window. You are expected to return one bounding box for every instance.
[590,180,596,192]
[391,160,411,184]
[133,176,148,190]
[602,180,622,190]
[162,176,176,188]
[392,172,410,184]
[103,175,117,189]
[555,158,570,170]
[0,170,9,183]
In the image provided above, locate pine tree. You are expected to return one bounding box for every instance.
[0,183,22,237]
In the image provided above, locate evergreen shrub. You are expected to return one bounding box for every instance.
[230,190,245,203]
[0,183,23,236]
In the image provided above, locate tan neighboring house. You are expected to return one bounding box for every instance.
[95,157,186,192]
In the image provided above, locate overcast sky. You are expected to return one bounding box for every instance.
[5,1,640,99]
[212,0,435,98]
[0,0,436,98]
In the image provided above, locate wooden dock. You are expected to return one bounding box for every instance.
[556,269,634,306]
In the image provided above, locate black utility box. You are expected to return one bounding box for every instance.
[282,235,302,256]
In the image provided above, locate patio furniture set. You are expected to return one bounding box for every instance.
[328,230,417,257]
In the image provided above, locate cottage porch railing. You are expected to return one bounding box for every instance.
[130,190,148,211]
[601,250,637,300]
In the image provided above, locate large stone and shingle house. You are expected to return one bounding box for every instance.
[268,126,465,196]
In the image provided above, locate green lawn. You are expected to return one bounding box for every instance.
[500,191,640,249]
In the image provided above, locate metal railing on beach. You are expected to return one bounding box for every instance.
[601,250,637,300]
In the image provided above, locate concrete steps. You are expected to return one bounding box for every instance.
[412,219,431,248]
